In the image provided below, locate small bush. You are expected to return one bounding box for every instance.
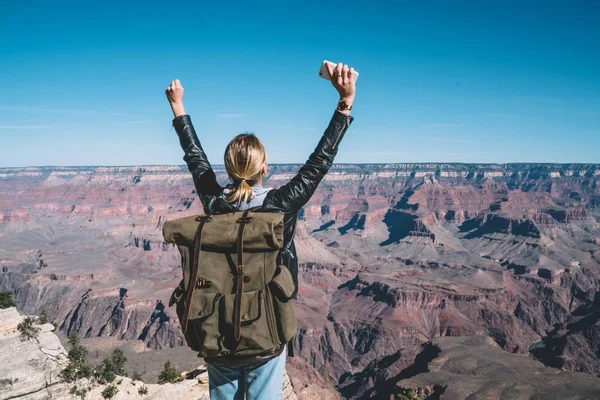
[158,360,183,384]
[394,388,421,400]
[0,291,18,309]
[96,361,116,384]
[38,309,49,324]
[138,385,149,395]
[110,349,127,376]
[17,316,40,341]
[67,334,88,365]
[101,384,118,399]
[60,334,92,382]
[95,349,128,383]
[0,378,17,387]
[69,386,88,399]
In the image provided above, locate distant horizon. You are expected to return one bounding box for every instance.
[2,161,599,170]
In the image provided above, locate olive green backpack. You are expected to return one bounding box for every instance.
[162,208,297,362]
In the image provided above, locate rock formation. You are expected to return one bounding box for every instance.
[1,163,599,398]
[0,307,297,400]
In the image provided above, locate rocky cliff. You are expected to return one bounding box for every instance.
[1,163,599,398]
[0,307,298,400]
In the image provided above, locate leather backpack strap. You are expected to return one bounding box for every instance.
[182,214,211,333]
[233,209,252,342]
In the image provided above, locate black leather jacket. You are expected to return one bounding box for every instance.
[172,110,354,297]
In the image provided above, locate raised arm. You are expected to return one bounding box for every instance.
[166,79,222,212]
[266,63,357,213]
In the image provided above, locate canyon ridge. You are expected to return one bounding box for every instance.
[1,163,599,399]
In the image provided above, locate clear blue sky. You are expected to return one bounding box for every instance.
[1,0,598,167]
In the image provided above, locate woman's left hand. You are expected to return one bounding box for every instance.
[166,79,186,117]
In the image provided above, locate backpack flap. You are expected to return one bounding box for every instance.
[189,292,221,323]
[162,212,284,252]
[223,290,263,326]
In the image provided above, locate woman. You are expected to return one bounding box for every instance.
[165,62,356,400]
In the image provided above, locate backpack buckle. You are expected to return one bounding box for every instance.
[236,216,252,223]
[195,215,212,222]
[195,278,212,289]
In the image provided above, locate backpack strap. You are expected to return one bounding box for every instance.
[233,209,252,342]
[182,214,212,333]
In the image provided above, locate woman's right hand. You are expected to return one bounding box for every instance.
[326,62,357,103]
[166,79,186,117]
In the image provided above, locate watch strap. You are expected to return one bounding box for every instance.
[337,101,353,111]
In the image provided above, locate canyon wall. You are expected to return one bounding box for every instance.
[1,163,599,397]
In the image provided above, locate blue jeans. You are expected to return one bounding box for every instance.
[207,347,286,400]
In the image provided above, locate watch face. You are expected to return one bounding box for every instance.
[339,101,348,109]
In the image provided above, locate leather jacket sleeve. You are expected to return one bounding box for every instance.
[173,115,222,212]
[263,110,354,214]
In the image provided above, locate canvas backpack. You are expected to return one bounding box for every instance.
[162,208,297,362]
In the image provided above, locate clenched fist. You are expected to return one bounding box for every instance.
[166,79,186,117]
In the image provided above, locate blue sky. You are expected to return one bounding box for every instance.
[0,0,598,166]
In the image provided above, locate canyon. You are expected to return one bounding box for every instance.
[1,163,599,398]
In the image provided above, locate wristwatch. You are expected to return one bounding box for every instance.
[337,100,353,111]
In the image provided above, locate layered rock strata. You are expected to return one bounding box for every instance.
[1,163,599,398]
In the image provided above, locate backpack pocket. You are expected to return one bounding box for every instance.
[269,266,296,301]
[268,266,297,343]
[222,290,279,355]
[179,290,222,355]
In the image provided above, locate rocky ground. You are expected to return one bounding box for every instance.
[0,307,298,400]
[1,163,599,398]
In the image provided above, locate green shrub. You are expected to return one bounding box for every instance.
[138,385,149,395]
[0,291,18,309]
[96,359,116,384]
[158,360,183,384]
[38,309,49,324]
[95,349,128,383]
[60,334,92,382]
[394,388,421,400]
[69,385,88,399]
[110,349,127,376]
[0,378,17,387]
[67,334,88,365]
[17,316,40,341]
[101,384,118,399]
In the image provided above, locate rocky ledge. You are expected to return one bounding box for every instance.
[0,307,297,400]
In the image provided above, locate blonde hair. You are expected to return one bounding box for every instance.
[224,133,267,204]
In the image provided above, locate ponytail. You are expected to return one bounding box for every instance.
[224,134,267,205]
[225,178,255,204]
